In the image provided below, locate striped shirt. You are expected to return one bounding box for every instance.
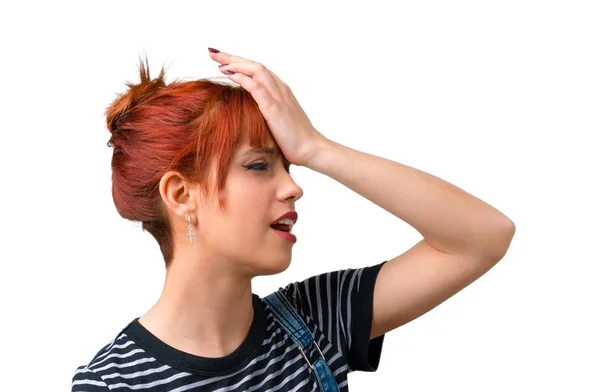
[72,261,386,391]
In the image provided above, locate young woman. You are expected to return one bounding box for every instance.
[71,47,515,391]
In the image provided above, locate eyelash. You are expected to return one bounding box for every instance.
[245,162,291,174]
[245,162,270,171]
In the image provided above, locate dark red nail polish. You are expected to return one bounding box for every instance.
[208,47,220,53]
[225,71,235,75]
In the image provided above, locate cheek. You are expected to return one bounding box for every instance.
[222,176,273,235]
[228,178,270,211]
[227,190,269,229]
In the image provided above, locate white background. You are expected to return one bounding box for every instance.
[1,0,598,390]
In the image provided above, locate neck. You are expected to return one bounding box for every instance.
[138,253,255,358]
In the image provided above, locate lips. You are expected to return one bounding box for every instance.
[270,211,298,243]
[271,211,298,225]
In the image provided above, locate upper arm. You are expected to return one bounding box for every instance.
[370,235,513,339]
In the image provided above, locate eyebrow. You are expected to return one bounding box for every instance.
[243,146,291,167]
[243,147,281,157]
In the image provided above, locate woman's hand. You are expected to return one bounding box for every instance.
[207,47,328,168]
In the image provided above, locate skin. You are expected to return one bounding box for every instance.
[138,47,515,360]
[138,137,303,358]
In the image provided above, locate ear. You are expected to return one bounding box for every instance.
[159,171,199,221]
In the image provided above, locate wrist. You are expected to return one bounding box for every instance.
[304,135,336,171]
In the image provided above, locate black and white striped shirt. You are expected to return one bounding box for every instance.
[72,261,386,391]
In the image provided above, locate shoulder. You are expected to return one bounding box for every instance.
[72,365,109,391]
[71,321,138,390]
[277,261,387,314]
[71,336,121,391]
[266,261,388,373]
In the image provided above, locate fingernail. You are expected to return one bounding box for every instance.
[225,71,235,75]
[218,63,229,68]
[208,47,220,53]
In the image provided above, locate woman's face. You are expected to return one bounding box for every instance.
[196,139,304,277]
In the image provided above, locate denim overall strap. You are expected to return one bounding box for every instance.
[264,291,340,392]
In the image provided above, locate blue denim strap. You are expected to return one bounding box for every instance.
[264,291,340,392]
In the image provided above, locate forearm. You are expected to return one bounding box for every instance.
[306,137,515,259]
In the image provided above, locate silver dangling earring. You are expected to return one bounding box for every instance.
[185,215,196,245]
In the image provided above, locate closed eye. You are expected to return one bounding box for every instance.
[244,162,270,171]
[244,161,292,175]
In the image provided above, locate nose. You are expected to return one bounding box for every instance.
[279,170,303,203]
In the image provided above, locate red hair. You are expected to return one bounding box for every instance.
[106,57,277,266]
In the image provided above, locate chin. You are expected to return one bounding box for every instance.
[257,257,292,277]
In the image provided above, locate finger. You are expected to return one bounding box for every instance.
[208,48,253,66]
[208,48,286,93]
[218,62,281,99]
[224,71,274,111]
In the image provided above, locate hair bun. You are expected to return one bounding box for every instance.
[105,56,165,147]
